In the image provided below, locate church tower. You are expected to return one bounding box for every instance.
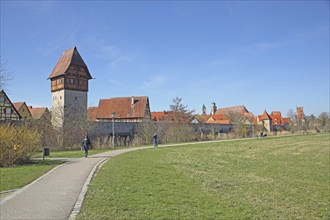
[202,104,206,115]
[48,47,92,128]
[210,102,217,115]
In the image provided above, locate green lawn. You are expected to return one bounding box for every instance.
[0,160,64,192]
[77,134,330,219]
[1,147,131,192]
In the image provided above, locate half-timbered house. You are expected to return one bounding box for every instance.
[0,90,21,121]
[13,102,32,120]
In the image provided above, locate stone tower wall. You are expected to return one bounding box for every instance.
[51,89,87,128]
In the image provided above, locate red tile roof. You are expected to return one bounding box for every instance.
[258,111,272,121]
[151,111,193,123]
[96,96,150,120]
[244,112,257,124]
[270,111,282,125]
[28,106,49,119]
[13,102,24,111]
[194,115,210,123]
[206,119,230,124]
[48,47,92,79]
[215,105,249,115]
[208,114,228,121]
[282,117,291,125]
[151,111,166,121]
[88,107,98,121]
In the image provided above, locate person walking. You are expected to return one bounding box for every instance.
[82,135,91,157]
[153,133,158,148]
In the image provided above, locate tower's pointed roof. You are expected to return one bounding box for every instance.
[259,110,272,120]
[48,47,92,79]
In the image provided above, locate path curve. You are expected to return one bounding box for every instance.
[0,139,242,220]
[0,147,150,220]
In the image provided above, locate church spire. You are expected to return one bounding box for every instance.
[202,104,206,115]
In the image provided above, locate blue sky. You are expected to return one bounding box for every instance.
[1,1,329,116]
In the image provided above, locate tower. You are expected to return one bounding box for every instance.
[202,104,206,115]
[48,47,92,128]
[297,107,305,120]
[210,102,217,115]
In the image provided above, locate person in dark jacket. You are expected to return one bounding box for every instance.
[153,133,158,148]
[82,135,91,157]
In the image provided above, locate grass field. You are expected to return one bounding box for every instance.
[77,134,330,219]
[1,148,131,192]
[0,160,63,192]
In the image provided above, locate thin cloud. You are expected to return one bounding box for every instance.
[142,75,168,90]
[108,79,122,86]
[85,37,135,69]
[245,42,285,53]
[206,59,239,66]
[37,29,79,56]
[244,25,328,54]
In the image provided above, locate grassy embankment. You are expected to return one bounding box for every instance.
[0,160,63,192]
[78,134,330,219]
[0,147,135,192]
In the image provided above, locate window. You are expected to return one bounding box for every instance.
[0,97,4,103]
[5,108,12,114]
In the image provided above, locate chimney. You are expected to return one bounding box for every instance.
[131,96,135,105]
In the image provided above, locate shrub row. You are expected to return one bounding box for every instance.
[0,125,41,167]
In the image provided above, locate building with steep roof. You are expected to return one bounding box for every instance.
[257,110,273,131]
[270,111,282,126]
[13,102,32,120]
[89,96,151,122]
[206,114,230,124]
[48,47,93,128]
[0,90,21,121]
[192,114,210,124]
[269,111,291,126]
[87,107,98,122]
[28,106,50,120]
[151,111,167,122]
[215,105,249,115]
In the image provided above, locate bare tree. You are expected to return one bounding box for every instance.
[226,111,249,138]
[169,97,195,123]
[287,109,297,133]
[319,112,330,132]
[51,105,91,149]
[0,57,13,91]
[135,119,156,145]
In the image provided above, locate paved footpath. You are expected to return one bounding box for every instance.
[0,147,148,220]
[0,140,231,220]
